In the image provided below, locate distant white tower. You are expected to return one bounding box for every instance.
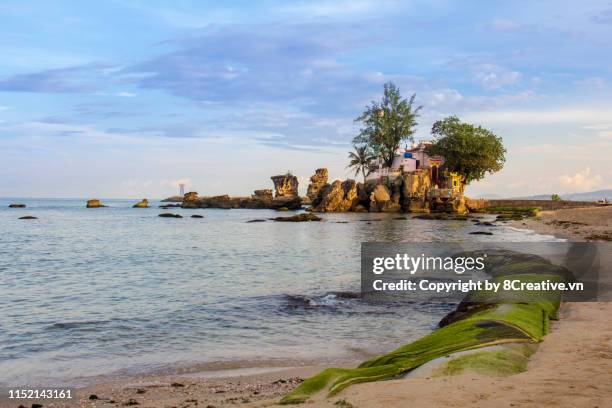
[178,183,185,197]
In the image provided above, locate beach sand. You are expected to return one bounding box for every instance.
[3,206,612,408]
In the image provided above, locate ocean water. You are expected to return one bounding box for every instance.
[0,198,559,387]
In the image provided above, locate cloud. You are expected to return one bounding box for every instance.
[558,168,603,192]
[0,63,115,93]
[473,64,521,90]
[591,8,612,24]
[465,107,612,125]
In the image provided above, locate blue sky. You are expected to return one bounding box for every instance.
[1,0,611,198]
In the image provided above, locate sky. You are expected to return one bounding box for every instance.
[1,0,612,199]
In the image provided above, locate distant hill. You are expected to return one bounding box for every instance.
[511,189,612,202]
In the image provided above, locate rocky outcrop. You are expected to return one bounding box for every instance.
[183,192,199,204]
[86,199,106,208]
[9,203,26,208]
[182,191,301,210]
[312,179,360,212]
[306,168,328,204]
[252,189,273,200]
[133,199,149,208]
[369,184,401,212]
[161,196,183,203]
[271,174,298,198]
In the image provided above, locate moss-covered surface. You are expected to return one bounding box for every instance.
[280,253,570,404]
[433,344,536,377]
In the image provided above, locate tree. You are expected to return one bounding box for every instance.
[347,145,376,183]
[551,193,561,201]
[426,116,506,191]
[353,82,422,167]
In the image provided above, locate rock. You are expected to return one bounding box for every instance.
[9,203,26,208]
[191,214,204,218]
[159,204,181,208]
[306,168,328,204]
[86,199,106,208]
[19,216,38,219]
[159,213,183,218]
[89,395,98,400]
[469,231,493,235]
[183,191,199,204]
[246,219,267,223]
[369,184,401,212]
[272,213,323,222]
[252,189,273,200]
[271,174,299,198]
[161,196,182,202]
[314,179,359,212]
[277,207,290,211]
[354,204,368,212]
[475,221,495,226]
[132,199,149,208]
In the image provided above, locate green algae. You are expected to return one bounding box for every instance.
[433,344,536,377]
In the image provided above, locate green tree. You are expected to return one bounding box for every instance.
[551,193,561,201]
[347,145,376,183]
[353,82,422,167]
[426,116,506,192]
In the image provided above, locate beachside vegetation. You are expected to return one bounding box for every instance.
[347,145,376,183]
[353,82,422,167]
[426,116,506,188]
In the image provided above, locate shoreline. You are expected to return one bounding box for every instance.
[2,207,611,407]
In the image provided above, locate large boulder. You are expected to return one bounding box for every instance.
[306,168,329,204]
[133,199,149,208]
[369,184,401,212]
[271,174,299,198]
[86,199,106,208]
[313,179,359,212]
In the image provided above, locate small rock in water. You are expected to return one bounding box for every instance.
[31,404,43,408]
[88,395,98,400]
[9,203,26,208]
[191,214,204,218]
[19,216,38,220]
[469,231,493,235]
[171,382,185,387]
[159,213,183,218]
[132,199,149,208]
[246,219,267,223]
[123,398,139,406]
[86,199,106,208]
[271,213,322,222]
[135,389,146,394]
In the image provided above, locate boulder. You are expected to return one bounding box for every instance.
[191,214,204,218]
[313,179,359,212]
[19,215,37,219]
[133,199,149,208]
[271,174,299,198]
[159,213,183,218]
[86,199,106,208]
[369,184,401,212]
[272,213,323,222]
[306,168,328,204]
[9,203,26,208]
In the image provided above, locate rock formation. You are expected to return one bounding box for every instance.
[271,174,298,198]
[369,184,401,212]
[133,199,149,208]
[306,168,328,204]
[272,213,322,222]
[86,199,106,208]
[252,189,273,200]
[312,179,360,212]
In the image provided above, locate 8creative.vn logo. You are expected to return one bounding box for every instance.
[372,253,488,275]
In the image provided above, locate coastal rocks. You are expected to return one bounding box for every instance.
[9,203,26,208]
[312,179,359,212]
[271,174,298,198]
[132,199,149,208]
[86,199,106,208]
[252,189,273,200]
[160,195,182,203]
[272,213,322,222]
[306,168,328,203]
[183,192,199,204]
[159,213,183,218]
[19,215,37,219]
[369,184,401,212]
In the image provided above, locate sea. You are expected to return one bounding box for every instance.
[0,198,561,387]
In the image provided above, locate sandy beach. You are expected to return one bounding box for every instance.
[3,206,611,408]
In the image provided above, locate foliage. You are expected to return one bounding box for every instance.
[551,193,561,201]
[426,116,506,185]
[353,82,422,167]
[347,145,376,183]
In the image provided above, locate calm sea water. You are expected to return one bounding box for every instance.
[0,198,559,387]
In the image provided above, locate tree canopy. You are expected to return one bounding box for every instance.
[426,116,506,185]
[353,82,421,167]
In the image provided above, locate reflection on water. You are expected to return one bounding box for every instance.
[0,198,560,386]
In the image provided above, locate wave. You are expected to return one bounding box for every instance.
[283,291,360,309]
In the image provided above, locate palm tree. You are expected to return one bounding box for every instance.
[347,145,376,183]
